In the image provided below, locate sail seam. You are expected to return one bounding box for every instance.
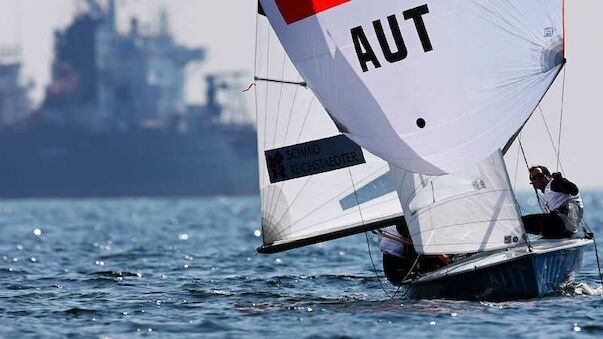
[407,189,514,219]
[269,189,399,241]
[410,218,522,234]
[266,53,288,217]
[270,211,403,247]
[282,75,303,145]
[269,189,398,241]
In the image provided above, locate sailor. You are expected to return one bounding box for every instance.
[379,225,413,285]
[378,222,451,285]
[522,165,584,238]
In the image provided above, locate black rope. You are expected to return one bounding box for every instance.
[538,106,566,174]
[534,66,602,291]
[581,220,603,289]
[517,139,534,250]
[518,139,530,170]
[366,230,423,300]
[349,165,400,299]
[398,255,421,299]
[512,133,522,191]
[592,238,603,290]
[551,64,602,290]
[364,232,402,299]
[254,76,307,87]
[545,64,600,290]
[519,140,547,212]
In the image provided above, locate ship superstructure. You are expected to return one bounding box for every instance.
[0,1,258,197]
[0,46,30,128]
[43,0,207,132]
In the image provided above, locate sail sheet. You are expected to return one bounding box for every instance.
[258,0,565,174]
[390,151,525,255]
[255,7,403,253]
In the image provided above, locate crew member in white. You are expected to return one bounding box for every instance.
[522,165,583,238]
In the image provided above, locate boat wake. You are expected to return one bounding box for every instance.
[575,282,603,296]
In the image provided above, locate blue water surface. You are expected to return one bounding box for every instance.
[1,193,603,338]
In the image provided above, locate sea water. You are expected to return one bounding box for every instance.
[1,194,603,338]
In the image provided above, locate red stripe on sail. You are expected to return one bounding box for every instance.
[562,0,565,58]
[275,0,350,24]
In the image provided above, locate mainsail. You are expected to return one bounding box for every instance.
[255,5,403,253]
[258,0,565,175]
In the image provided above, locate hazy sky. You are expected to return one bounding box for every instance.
[0,0,257,104]
[0,1,601,189]
[508,1,603,191]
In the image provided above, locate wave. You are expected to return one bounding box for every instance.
[574,282,603,296]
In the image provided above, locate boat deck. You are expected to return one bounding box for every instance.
[413,238,593,283]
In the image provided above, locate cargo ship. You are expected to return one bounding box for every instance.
[0,0,258,197]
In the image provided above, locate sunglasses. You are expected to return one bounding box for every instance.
[529,173,546,182]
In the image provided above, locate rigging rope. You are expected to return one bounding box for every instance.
[581,220,603,289]
[399,258,420,299]
[346,166,397,298]
[517,139,534,251]
[538,106,566,175]
[242,83,256,92]
[348,166,417,299]
[512,133,522,191]
[365,231,423,300]
[519,139,546,212]
[529,66,602,289]
[591,237,603,290]
[372,229,413,245]
[551,64,601,287]
[364,232,402,299]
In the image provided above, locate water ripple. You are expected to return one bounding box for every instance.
[0,196,602,338]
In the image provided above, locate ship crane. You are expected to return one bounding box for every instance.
[81,0,103,17]
[205,71,251,124]
[79,0,117,29]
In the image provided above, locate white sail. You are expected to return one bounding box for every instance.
[258,0,564,174]
[255,7,403,253]
[390,151,525,255]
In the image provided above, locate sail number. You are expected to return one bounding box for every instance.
[351,4,433,73]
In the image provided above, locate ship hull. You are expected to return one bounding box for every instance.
[0,127,258,197]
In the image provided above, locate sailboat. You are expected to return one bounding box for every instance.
[253,0,593,300]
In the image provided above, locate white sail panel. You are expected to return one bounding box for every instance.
[255,10,402,252]
[258,0,564,174]
[390,151,525,255]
